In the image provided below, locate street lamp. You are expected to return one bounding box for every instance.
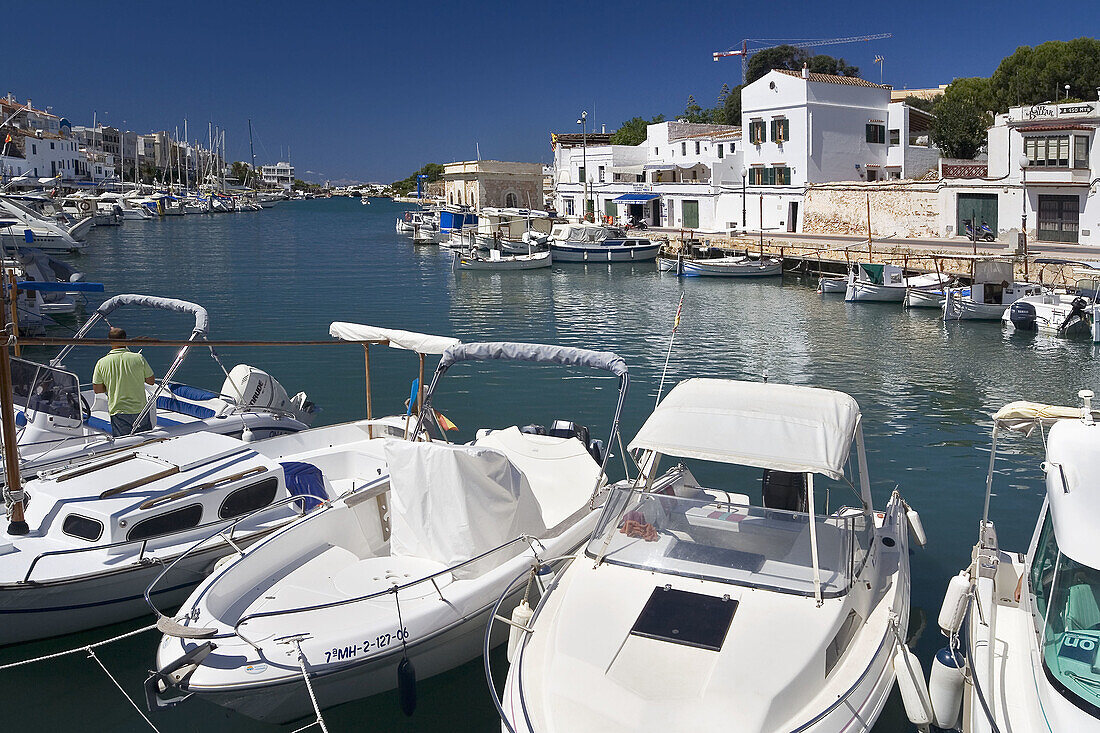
[740,166,748,230]
[1018,152,1029,280]
[577,111,588,221]
[1065,84,1071,100]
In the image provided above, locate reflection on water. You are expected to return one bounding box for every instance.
[2,197,1094,732]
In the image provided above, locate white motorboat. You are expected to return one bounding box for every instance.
[1003,259,1100,340]
[99,192,154,220]
[396,212,414,233]
[681,255,782,277]
[360,197,370,205]
[455,250,551,271]
[491,378,922,733]
[845,263,947,303]
[5,294,315,480]
[928,394,1100,732]
[150,340,629,723]
[0,196,87,252]
[944,258,1042,321]
[548,223,660,263]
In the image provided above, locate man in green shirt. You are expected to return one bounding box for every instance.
[92,327,155,436]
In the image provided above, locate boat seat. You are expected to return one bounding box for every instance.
[762,470,808,513]
[1066,583,1100,631]
[281,461,329,512]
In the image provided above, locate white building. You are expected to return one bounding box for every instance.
[739,68,939,232]
[940,101,1098,245]
[261,161,294,191]
[552,121,744,231]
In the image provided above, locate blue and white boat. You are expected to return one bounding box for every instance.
[548,223,660,263]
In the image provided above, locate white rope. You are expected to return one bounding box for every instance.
[0,622,156,670]
[291,638,330,733]
[86,647,163,732]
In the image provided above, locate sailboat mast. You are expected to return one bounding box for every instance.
[248,119,255,187]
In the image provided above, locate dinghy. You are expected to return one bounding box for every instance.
[455,250,551,271]
[927,394,1100,732]
[490,378,921,733]
[149,341,630,723]
[681,255,781,277]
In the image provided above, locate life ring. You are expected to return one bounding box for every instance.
[78,200,93,213]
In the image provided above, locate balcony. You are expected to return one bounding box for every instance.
[1023,165,1093,186]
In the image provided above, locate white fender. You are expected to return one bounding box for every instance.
[211,551,241,574]
[507,599,533,664]
[893,646,933,726]
[929,647,964,729]
[907,507,927,547]
[938,571,970,635]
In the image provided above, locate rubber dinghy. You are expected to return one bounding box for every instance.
[149,341,630,724]
[490,378,924,733]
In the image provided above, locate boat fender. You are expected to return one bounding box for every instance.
[892,646,932,726]
[78,200,93,213]
[211,551,242,574]
[508,599,533,663]
[241,425,254,443]
[938,571,970,635]
[929,647,964,730]
[397,656,417,716]
[907,507,927,547]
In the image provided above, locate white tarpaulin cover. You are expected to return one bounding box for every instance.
[329,322,459,355]
[993,401,1084,435]
[973,260,1014,285]
[384,440,546,579]
[628,379,860,480]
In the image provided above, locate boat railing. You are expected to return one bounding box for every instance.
[227,533,546,651]
[21,535,153,584]
[959,586,1003,733]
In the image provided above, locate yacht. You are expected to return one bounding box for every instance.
[0,195,87,252]
[491,378,922,733]
[928,393,1100,731]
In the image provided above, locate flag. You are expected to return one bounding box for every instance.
[434,410,458,431]
[3,134,10,144]
[673,293,684,331]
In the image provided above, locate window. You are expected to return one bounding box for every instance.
[749,167,765,185]
[563,197,575,215]
[867,169,878,181]
[1026,136,1071,167]
[889,129,900,145]
[31,143,36,155]
[126,504,203,541]
[774,166,790,185]
[1075,136,1090,168]
[50,142,54,150]
[505,192,518,207]
[749,121,766,144]
[578,166,585,183]
[654,147,658,155]
[865,124,886,144]
[770,118,790,143]
[718,144,724,159]
[604,199,616,217]
[681,142,687,155]
[694,141,700,154]
[598,165,605,182]
[62,514,103,541]
[219,478,279,519]
[749,167,788,186]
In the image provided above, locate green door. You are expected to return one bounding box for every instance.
[683,199,699,229]
[1038,195,1079,243]
[957,193,998,237]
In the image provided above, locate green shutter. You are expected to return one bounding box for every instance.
[769,120,776,142]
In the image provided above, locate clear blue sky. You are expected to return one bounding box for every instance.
[7,0,1096,183]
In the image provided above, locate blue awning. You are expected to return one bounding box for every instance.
[613,193,660,203]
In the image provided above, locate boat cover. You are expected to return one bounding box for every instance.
[328,322,459,355]
[973,260,1014,285]
[91,294,209,338]
[384,440,545,579]
[993,401,1084,435]
[628,378,860,480]
[438,342,628,377]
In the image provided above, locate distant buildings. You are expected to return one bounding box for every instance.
[442,160,543,210]
[261,162,295,191]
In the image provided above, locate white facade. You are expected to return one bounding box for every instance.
[261,161,295,191]
[941,101,1099,245]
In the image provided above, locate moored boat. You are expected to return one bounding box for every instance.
[548,223,658,263]
[681,255,781,277]
[455,250,551,270]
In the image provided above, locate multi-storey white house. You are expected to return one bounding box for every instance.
[552,122,744,230]
[940,101,1098,245]
[737,68,938,232]
[261,161,295,191]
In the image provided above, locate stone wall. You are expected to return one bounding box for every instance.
[801,181,941,238]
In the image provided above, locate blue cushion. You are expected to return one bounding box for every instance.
[168,383,220,402]
[84,414,112,434]
[156,395,216,420]
[281,461,328,512]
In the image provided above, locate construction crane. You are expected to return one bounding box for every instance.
[713,34,893,84]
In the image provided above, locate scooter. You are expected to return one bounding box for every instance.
[963,219,996,242]
[627,216,648,230]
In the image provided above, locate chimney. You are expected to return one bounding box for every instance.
[26,98,32,109]
[801,64,809,79]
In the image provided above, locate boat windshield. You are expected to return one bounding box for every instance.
[585,485,872,598]
[11,358,82,421]
[1033,518,1100,717]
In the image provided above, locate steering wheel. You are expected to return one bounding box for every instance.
[80,394,91,420]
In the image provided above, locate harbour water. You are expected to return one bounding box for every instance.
[1,196,1094,731]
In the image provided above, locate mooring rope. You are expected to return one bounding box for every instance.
[0,622,156,670]
[289,637,331,733]
[86,647,163,732]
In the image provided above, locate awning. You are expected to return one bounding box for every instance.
[643,164,676,171]
[612,165,646,176]
[612,193,660,204]
[629,378,861,480]
[329,322,459,354]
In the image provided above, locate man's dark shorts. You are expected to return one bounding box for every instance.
[110,412,152,436]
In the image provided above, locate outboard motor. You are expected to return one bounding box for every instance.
[1060,297,1091,333]
[1009,300,1037,331]
[222,365,315,425]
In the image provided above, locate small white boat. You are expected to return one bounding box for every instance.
[491,378,920,733]
[455,250,551,270]
[818,275,848,294]
[0,196,87,252]
[360,197,370,205]
[548,223,660,263]
[943,259,1041,321]
[845,263,947,303]
[150,341,630,723]
[929,394,1100,732]
[681,255,781,277]
[904,286,953,309]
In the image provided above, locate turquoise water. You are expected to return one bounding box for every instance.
[1,197,1093,731]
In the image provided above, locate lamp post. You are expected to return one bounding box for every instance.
[1019,152,1029,280]
[740,166,748,230]
[577,111,588,221]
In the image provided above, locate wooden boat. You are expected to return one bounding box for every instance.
[455,250,551,270]
[681,255,781,277]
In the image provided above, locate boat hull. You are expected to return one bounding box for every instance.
[457,252,551,270]
[904,288,946,308]
[682,258,781,277]
[549,243,659,263]
[845,281,906,302]
[819,276,848,294]
[943,291,1007,321]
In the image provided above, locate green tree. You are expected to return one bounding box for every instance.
[931,78,994,159]
[746,46,860,85]
[683,95,706,123]
[228,161,252,184]
[903,95,938,113]
[609,115,666,146]
[723,83,745,125]
[990,38,1100,110]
